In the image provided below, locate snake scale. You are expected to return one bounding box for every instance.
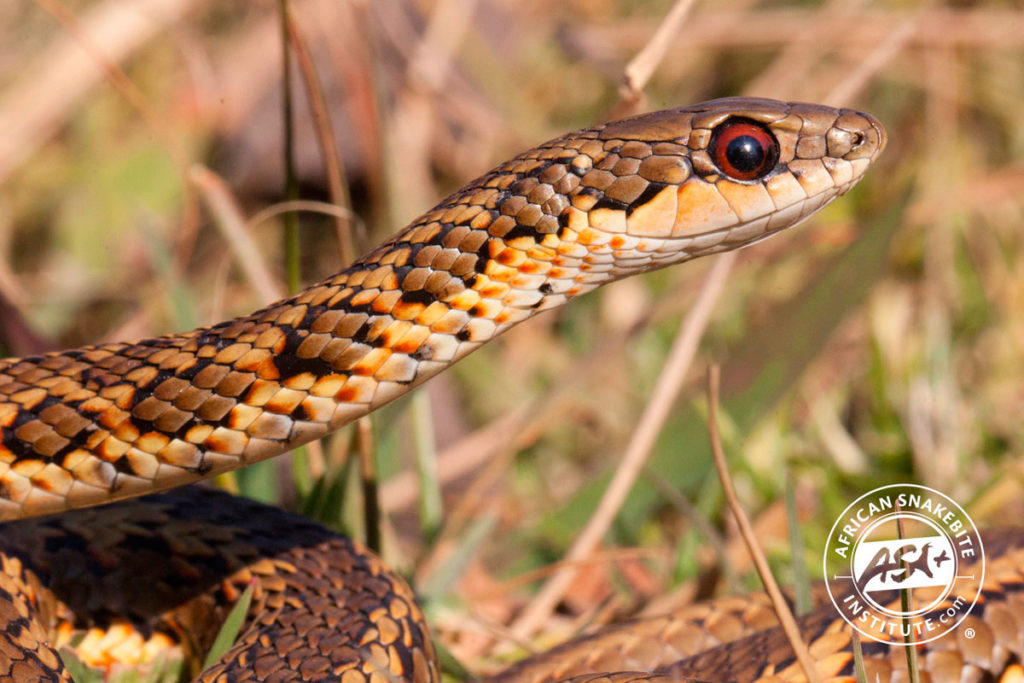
[3,97,1006,683]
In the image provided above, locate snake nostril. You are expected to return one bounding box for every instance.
[851,131,866,147]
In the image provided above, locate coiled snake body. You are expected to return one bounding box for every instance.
[6,97,1003,683]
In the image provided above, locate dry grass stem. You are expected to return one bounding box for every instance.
[823,17,918,107]
[32,0,186,168]
[248,200,362,235]
[619,0,696,105]
[406,0,477,94]
[745,0,869,97]
[284,8,356,265]
[189,165,283,304]
[809,396,868,473]
[386,0,477,223]
[707,365,820,683]
[0,0,198,184]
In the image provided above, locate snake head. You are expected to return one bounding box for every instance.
[349,98,885,321]
[505,97,887,301]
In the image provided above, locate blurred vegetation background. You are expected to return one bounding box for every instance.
[1,0,1022,677]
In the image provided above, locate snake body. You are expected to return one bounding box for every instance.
[0,98,899,681]
[497,532,1023,683]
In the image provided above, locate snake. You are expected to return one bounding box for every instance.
[6,95,1001,683]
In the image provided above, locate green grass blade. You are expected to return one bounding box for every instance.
[202,582,255,670]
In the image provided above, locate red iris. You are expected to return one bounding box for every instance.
[709,120,778,181]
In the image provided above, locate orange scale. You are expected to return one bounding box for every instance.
[480,283,509,299]
[484,262,517,282]
[264,388,306,415]
[377,321,414,348]
[371,290,402,314]
[111,421,141,444]
[203,427,248,456]
[495,248,525,267]
[392,327,431,355]
[350,348,392,376]
[97,406,130,431]
[392,300,425,322]
[447,289,481,311]
[255,357,281,380]
[136,432,170,455]
[349,289,379,307]
[335,376,376,404]
[310,375,348,398]
[518,261,539,274]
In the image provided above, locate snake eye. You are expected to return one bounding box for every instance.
[709,120,779,181]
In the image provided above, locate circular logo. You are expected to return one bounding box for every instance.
[823,484,984,645]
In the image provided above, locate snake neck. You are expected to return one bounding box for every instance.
[0,145,621,520]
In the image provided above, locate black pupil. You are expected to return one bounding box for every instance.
[725,135,766,172]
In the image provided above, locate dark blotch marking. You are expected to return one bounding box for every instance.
[173,417,198,440]
[194,330,237,351]
[333,290,373,316]
[591,195,629,212]
[400,290,434,306]
[2,409,44,459]
[275,330,336,379]
[411,346,434,361]
[501,224,537,242]
[456,329,472,342]
[626,182,668,216]
[79,367,124,391]
[174,357,214,382]
[359,323,388,348]
[111,455,140,476]
[351,322,372,345]
[298,305,328,330]
[473,239,494,274]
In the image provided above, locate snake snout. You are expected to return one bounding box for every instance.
[864,111,888,157]
[837,108,887,161]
